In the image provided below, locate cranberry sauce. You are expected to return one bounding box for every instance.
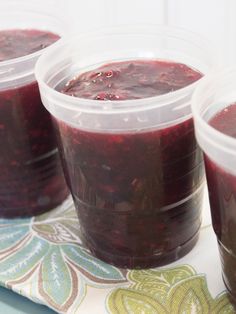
[62,60,202,100]
[56,60,204,268]
[0,29,59,61]
[0,29,68,217]
[205,103,236,299]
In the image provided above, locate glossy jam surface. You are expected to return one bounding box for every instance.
[57,60,203,268]
[0,29,68,217]
[205,103,236,299]
[62,59,202,100]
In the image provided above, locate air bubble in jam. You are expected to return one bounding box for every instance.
[56,59,204,268]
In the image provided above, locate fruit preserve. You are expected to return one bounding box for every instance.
[205,103,236,300]
[54,59,204,268]
[0,29,68,217]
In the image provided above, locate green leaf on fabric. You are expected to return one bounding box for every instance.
[107,265,234,314]
[212,293,236,313]
[167,275,213,313]
[129,265,195,301]
[108,288,167,314]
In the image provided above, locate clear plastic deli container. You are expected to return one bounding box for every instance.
[192,67,236,302]
[35,25,215,268]
[0,1,69,217]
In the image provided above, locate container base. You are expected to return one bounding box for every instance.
[0,189,69,218]
[82,229,200,269]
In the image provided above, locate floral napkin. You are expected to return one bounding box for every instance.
[0,197,235,313]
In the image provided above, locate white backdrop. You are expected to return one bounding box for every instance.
[1,0,235,64]
[63,0,236,65]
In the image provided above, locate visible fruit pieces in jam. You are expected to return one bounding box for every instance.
[62,59,202,100]
[56,59,204,268]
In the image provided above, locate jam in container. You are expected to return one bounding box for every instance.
[0,12,69,217]
[35,26,215,268]
[192,68,236,302]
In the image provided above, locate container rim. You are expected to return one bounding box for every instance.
[35,24,217,114]
[0,9,66,68]
[192,67,236,155]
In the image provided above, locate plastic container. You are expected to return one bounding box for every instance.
[35,25,215,268]
[192,67,236,302]
[0,1,69,217]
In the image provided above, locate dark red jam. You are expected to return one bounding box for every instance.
[205,103,236,300]
[56,60,203,268]
[0,29,68,217]
[0,29,59,61]
[62,60,202,99]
